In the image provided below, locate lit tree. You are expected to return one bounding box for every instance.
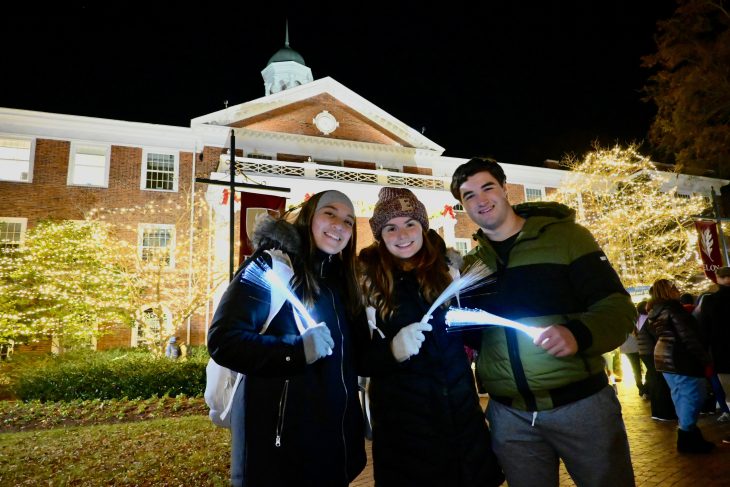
[549,144,709,292]
[89,190,226,355]
[0,220,137,351]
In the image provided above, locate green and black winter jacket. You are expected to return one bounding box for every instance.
[463,202,636,411]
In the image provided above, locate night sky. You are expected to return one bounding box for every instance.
[1,2,676,167]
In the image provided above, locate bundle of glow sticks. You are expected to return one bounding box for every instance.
[420,261,494,324]
[241,257,317,330]
[444,306,542,339]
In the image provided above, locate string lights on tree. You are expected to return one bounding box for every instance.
[549,144,708,293]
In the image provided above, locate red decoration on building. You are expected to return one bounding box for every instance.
[220,188,241,205]
[441,204,456,219]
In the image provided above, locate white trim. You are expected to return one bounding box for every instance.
[191,76,445,153]
[132,304,174,347]
[0,107,197,151]
[141,148,179,192]
[0,217,28,247]
[523,185,545,202]
[0,134,35,183]
[138,223,176,269]
[67,142,111,188]
[454,238,472,256]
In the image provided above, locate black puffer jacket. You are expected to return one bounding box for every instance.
[700,285,730,373]
[647,300,711,377]
[361,270,503,487]
[208,221,366,487]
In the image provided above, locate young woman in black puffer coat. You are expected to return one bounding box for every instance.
[208,191,366,486]
[646,279,715,454]
[358,187,504,487]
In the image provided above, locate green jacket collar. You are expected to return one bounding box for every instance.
[472,201,576,247]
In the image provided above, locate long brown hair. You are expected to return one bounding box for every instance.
[360,229,452,321]
[648,278,680,310]
[285,192,363,319]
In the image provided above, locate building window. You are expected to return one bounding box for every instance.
[133,306,173,348]
[453,203,465,212]
[142,150,178,192]
[0,137,33,182]
[0,217,27,249]
[454,238,472,256]
[524,187,545,202]
[138,224,175,268]
[68,144,110,187]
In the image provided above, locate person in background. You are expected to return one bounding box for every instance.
[637,300,678,420]
[451,157,635,487]
[358,187,503,487]
[620,321,645,397]
[647,279,715,454]
[165,336,181,360]
[207,190,366,487]
[680,293,696,312]
[700,267,730,429]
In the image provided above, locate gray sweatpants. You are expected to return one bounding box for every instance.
[486,386,634,487]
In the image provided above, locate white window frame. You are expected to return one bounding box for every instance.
[141,148,179,192]
[0,136,35,183]
[67,142,110,187]
[0,217,28,248]
[138,223,176,268]
[524,185,545,202]
[454,238,472,256]
[132,305,174,348]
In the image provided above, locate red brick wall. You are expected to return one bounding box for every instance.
[14,338,53,356]
[0,141,225,352]
[344,160,376,170]
[403,166,432,176]
[355,216,375,250]
[234,93,412,147]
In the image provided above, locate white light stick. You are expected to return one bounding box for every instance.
[420,261,494,324]
[241,258,317,330]
[444,306,543,340]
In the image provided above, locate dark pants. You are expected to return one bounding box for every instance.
[640,354,676,420]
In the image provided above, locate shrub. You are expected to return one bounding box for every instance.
[13,348,208,402]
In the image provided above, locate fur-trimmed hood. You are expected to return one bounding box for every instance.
[250,213,301,256]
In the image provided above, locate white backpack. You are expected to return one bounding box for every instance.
[205,250,301,428]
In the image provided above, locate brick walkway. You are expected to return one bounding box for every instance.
[351,380,730,486]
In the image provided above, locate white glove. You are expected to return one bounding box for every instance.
[302,322,335,364]
[391,322,432,362]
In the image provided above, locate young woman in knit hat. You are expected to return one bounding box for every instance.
[358,187,504,487]
[208,190,366,487]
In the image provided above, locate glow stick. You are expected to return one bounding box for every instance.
[444,306,542,339]
[421,261,494,324]
[241,258,317,330]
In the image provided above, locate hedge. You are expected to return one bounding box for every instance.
[13,347,208,402]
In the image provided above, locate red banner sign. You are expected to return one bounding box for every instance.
[694,220,725,283]
[239,192,286,260]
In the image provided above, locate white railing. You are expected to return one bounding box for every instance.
[219,156,448,191]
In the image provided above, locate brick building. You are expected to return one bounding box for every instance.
[0,35,723,354]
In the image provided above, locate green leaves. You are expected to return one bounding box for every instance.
[13,348,207,402]
[0,220,138,348]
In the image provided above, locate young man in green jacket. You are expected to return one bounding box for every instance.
[452,158,636,487]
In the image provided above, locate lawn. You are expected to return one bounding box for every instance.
[0,399,231,485]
